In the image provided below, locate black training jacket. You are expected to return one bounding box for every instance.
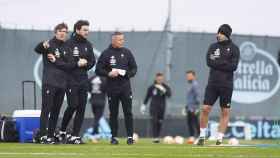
[206,40,240,88]
[34,37,69,89]
[95,45,137,94]
[64,34,96,87]
[143,83,171,107]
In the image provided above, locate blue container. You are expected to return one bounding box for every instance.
[13,110,41,143]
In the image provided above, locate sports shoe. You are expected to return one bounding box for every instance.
[127,137,134,145]
[152,138,160,143]
[46,137,57,144]
[66,136,85,144]
[197,137,205,146]
[39,136,48,144]
[216,139,222,145]
[110,137,119,145]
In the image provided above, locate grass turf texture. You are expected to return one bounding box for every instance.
[0,139,279,158]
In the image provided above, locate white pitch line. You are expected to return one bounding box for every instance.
[0,152,83,156]
[108,153,280,158]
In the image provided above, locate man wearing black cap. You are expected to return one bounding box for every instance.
[197,24,240,146]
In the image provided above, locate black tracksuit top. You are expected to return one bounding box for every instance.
[65,35,96,87]
[95,45,137,93]
[206,40,240,88]
[143,83,171,106]
[34,37,69,89]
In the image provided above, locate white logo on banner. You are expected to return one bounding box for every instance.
[232,41,280,104]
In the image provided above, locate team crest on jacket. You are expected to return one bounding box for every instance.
[54,48,60,58]
[110,56,116,66]
[211,48,221,60]
[73,47,79,57]
[232,41,280,104]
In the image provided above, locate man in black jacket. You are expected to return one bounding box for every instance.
[95,32,137,145]
[58,20,96,144]
[34,23,69,144]
[140,73,171,143]
[197,24,240,146]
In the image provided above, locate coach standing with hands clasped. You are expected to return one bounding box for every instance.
[95,32,137,145]
[59,20,96,144]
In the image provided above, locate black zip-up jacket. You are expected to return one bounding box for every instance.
[95,45,137,93]
[65,34,96,87]
[143,83,171,107]
[34,37,69,89]
[206,40,240,88]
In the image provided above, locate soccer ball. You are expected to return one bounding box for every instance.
[186,136,195,144]
[133,133,139,143]
[228,138,239,146]
[163,136,174,144]
[174,136,184,144]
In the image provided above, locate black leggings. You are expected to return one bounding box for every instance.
[150,104,165,138]
[40,85,65,137]
[61,85,88,136]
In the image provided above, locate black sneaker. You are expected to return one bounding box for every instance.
[39,136,48,144]
[55,131,67,143]
[46,137,57,144]
[152,138,160,143]
[66,136,85,144]
[32,129,41,143]
[127,137,134,145]
[197,137,205,146]
[216,139,222,145]
[110,137,119,145]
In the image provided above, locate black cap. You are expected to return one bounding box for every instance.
[218,24,232,39]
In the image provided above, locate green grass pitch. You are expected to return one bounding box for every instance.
[0,139,279,158]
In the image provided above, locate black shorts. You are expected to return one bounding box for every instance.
[203,85,233,108]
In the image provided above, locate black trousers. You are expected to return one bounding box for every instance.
[61,85,88,136]
[91,102,105,134]
[187,110,200,137]
[108,90,133,138]
[40,84,65,137]
[150,104,165,138]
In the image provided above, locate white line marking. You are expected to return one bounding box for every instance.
[0,152,83,156]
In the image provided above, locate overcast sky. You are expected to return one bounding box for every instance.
[0,0,279,36]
